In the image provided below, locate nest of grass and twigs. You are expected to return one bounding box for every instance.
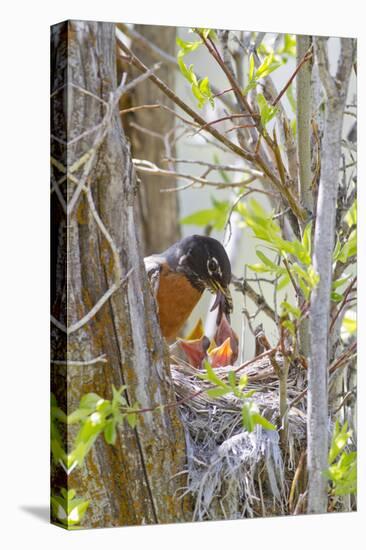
[170,354,308,520]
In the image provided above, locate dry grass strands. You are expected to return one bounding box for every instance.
[170,356,307,520]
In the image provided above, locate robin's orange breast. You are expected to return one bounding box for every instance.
[156,263,202,341]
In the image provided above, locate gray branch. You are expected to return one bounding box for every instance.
[307,37,354,514]
[297,35,313,215]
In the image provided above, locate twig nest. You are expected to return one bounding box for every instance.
[170,355,307,519]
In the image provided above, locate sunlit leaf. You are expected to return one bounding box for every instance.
[281,301,301,319]
[342,311,357,337]
[257,93,279,126]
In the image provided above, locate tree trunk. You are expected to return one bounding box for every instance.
[307,37,353,514]
[127,24,180,256]
[51,20,189,528]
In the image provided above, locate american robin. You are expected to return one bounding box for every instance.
[144,235,233,341]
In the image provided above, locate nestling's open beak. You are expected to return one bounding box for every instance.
[209,280,233,321]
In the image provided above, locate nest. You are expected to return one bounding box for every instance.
[170,355,307,520]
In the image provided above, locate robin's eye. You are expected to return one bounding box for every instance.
[207,257,219,273]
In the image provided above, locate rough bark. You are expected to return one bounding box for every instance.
[127,24,180,256]
[307,37,353,514]
[51,20,189,528]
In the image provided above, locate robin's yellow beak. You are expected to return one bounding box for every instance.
[208,279,233,316]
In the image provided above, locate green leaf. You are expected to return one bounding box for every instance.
[257,93,279,126]
[126,413,137,429]
[281,301,301,319]
[67,500,90,525]
[67,408,92,424]
[279,34,296,58]
[104,419,117,445]
[249,53,255,82]
[112,385,127,409]
[332,275,351,290]
[342,313,356,336]
[242,403,255,432]
[301,221,312,257]
[251,412,276,431]
[306,265,319,287]
[51,406,67,423]
[203,360,229,389]
[338,230,357,263]
[256,53,282,79]
[180,209,217,226]
[199,76,211,97]
[241,389,257,399]
[180,199,230,230]
[206,387,232,398]
[238,374,248,390]
[345,199,357,227]
[333,236,342,261]
[247,263,272,273]
[79,393,102,411]
[176,37,202,56]
[256,250,278,270]
[282,319,296,335]
[329,421,350,464]
[331,292,343,303]
[277,274,290,290]
[228,370,236,388]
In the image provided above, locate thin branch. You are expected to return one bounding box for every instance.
[282,257,300,297]
[51,354,108,366]
[66,65,161,216]
[329,341,357,375]
[51,268,134,335]
[116,24,236,111]
[297,37,314,217]
[329,276,357,333]
[194,113,259,135]
[273,45,313,106]
[118,38,307,223]
[120,103,200,129]
[232,277,277,323]
[118,40,256,159]
[132,158,257,188]
[162,158,264,177]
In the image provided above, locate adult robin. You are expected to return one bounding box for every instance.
[144,234,233,341]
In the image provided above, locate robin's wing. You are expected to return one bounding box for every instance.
[144,254,165,301]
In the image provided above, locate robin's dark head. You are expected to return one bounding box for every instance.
[165,235,233,317]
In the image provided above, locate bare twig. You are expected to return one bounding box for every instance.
[51,268,134,335]
[273,45,313,106]
[132,158,257,189]
[118,38,307,223]
[162,158,264,177]
[51,354,108,366]
[289,451,306,513]
[233,277,277,323]
[194,113,259,135]
[329,276,356,333]
[116,23,236,111]
[329,341,357,375]
[120,103,200,129]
